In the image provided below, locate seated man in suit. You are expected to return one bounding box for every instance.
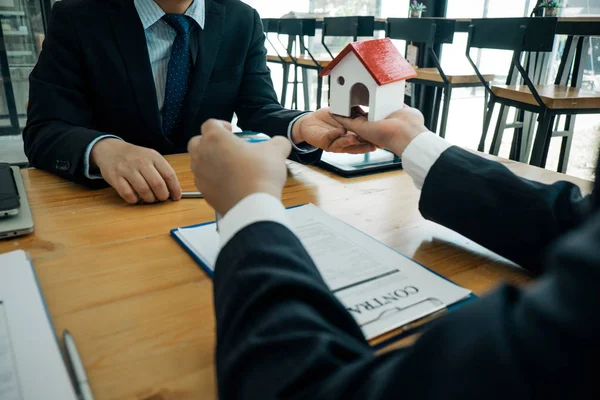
[24,0,373,204]
[187,111,599,399]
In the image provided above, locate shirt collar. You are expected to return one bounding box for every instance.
[134,0,205,30]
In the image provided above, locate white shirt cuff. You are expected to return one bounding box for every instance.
[287,112,318,154]
[83,135,123,179]
[402,132,452,190]
[218,192,293,249]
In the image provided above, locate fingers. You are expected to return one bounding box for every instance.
[140,165,170,202]
[220,121,233,131]
[320,128,350,151]
[328,134,363,152]
[154,157,182,201]
[201,119,233,140]
[331,113,370,135]
[114,177,139,205]
[126,170,156,204]
[188,135,203,154]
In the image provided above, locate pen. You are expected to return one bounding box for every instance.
[181,191,204,198]
[63,330,95,400]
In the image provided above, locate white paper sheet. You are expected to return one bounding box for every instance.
[176,204,472,340]
[0,250,78,400]
[0,302,22,400]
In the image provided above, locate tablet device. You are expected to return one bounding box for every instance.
[318,149,403,177]
[0,167,34,239]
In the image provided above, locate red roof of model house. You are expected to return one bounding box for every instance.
[320,38,417,86]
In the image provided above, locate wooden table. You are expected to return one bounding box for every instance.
[0,154,592,400]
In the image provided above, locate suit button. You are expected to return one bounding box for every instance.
[55,160,70,171]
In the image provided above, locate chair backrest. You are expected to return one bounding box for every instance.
[467,17,557,52]
[261,18,280,34]
[278,18,317,37]
[386,18,456,46]
[322,16,375,39]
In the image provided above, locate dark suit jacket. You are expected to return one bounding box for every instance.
[23,0,319,185]
[214,146,600,399]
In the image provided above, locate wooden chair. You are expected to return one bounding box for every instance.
[321,16,375,58]
[466,17,600,172]
[386,18,494,139]
[262,19,289,106]
[318,17,376,106]
[262,19,286,66]
[276,18,319,110]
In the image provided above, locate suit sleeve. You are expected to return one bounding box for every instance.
[23,2,107,185]
[233,9,322,164]
[214,218,600,400]
[419,147,591,275]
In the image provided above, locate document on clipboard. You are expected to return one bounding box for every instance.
[171,204,473,341]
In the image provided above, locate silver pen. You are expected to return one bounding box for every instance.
[63,330,95,400]
[181,191,204,199]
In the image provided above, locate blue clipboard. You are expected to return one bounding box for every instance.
[171,220,217,279]
[170,205,478,348]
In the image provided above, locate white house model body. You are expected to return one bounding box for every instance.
[321,38,417,122]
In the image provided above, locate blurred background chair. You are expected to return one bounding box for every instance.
[386,18,494,139]
[277,18,319,110]
[466,17,600,172]
[318,16,376,105]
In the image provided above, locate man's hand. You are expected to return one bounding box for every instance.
[292,108,376,154]
[90,139,182,204]
[331,107,427,157]
[188,120,291,216]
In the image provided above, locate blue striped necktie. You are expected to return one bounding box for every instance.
[162,14,193,138]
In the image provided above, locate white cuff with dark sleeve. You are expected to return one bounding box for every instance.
[218,192,293,249]
[287,112,318,154]
[83,135,123,179]
[401,131,451,190]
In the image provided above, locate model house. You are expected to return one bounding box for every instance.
[320,38,417,121]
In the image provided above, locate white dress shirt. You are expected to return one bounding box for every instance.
[217,131,451,250]
[84,0,314,179]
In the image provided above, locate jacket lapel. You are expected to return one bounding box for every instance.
[109,0,162,139]
[182,0,226,140]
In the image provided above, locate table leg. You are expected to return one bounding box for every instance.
[530,111,553,167]
[316,76,323,109]
[520,111,536,162]
[292,65,298,109]
[439,85,452,139]
[558,116,575,173]
[490,104,510,156]
[299,40,310,111]
[555,36,588,173]
[479,98,495,152]
[281,63,289,107]
[430,86,442,134]
[510,108,525,161]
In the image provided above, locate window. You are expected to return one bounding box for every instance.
[441,0,599,180]
[245,0,409,18]
[0,0,46,136]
